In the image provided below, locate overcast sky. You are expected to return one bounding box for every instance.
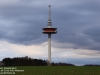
[0,0,100,66]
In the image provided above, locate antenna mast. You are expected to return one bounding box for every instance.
[49,5,51,19]
[48,5,52,28]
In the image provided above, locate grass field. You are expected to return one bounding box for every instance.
[0,66,100,75]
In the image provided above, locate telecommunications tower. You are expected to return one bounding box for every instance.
[42,5,57,66]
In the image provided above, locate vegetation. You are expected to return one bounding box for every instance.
[1,56,75,66]
[84,64,100,66]
[0,66,100,75]
[0,56,100,75]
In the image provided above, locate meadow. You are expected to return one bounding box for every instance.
[0,66,100,75]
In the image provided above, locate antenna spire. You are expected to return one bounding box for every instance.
[49,5,51,19]
[48,5,52,28]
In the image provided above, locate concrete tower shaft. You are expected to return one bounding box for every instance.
[48,34,51,66]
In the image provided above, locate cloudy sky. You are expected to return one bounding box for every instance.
[0,0,100,66]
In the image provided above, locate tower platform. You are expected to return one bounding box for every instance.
[42,28,57,34]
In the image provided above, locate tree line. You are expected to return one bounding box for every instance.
[1,56,100,66]
[2,56,47,66]
[83,64,100,66]
[1,56,75,66]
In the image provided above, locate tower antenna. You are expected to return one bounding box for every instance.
[49,5,51,19]
[48,5,52,28]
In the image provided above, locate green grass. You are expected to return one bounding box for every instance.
[0,66,100,75]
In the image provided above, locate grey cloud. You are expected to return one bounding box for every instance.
[83,26,100,50]
[0,0,100,50]
[84,27,100,39]
[51,0,100,50]
[0,0,48,45]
